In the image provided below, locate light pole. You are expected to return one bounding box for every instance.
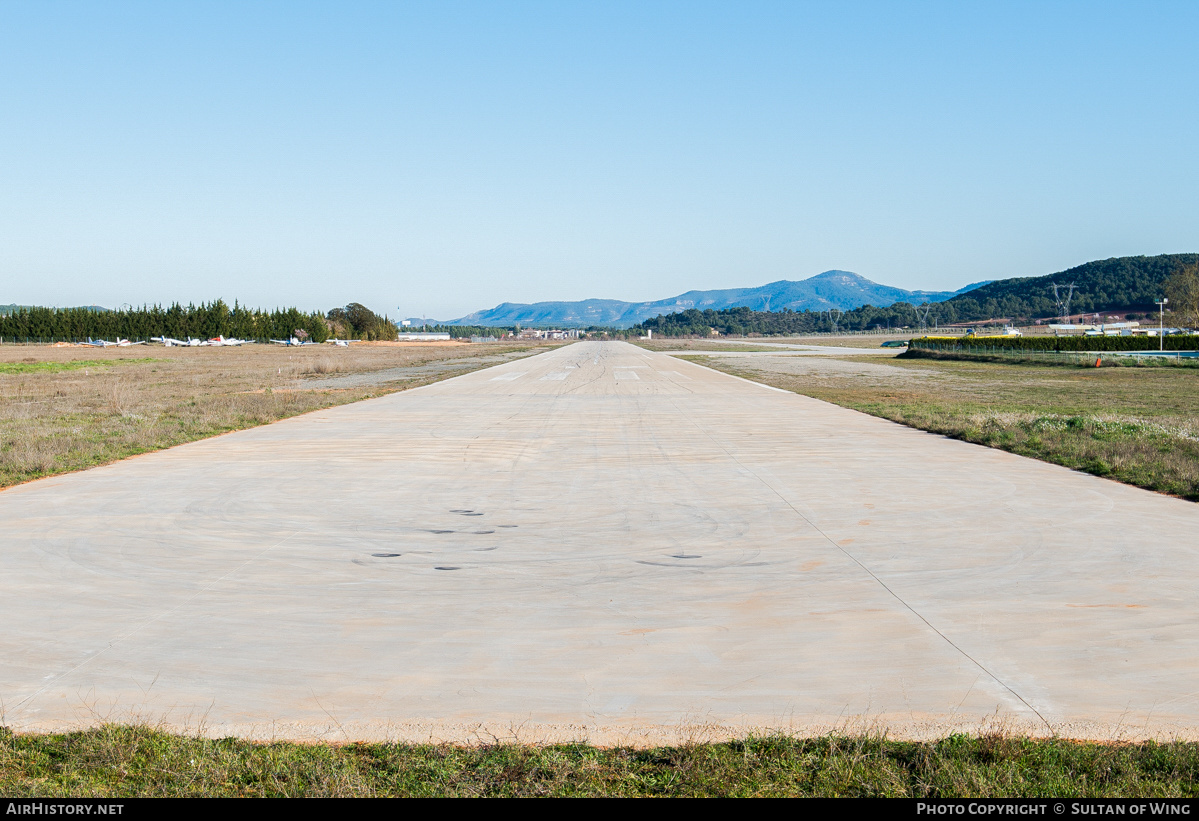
[1156,298,1168,351]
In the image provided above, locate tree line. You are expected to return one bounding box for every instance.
[0,301,404,343]
[632,303,952,337]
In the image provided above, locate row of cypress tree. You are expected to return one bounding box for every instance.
[0,301,331,343]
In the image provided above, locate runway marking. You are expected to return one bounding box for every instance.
[615,371,640,380]
[489,372,526,382]
[540,372,570,381]
[656,371,689,379]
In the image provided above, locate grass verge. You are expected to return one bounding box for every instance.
[0,358,159,375]
[2,726,1196,797]
[677,352,1199,501]
[0,343,552,489]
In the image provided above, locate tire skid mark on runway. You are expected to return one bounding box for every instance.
[459,349,562,465]
[369,401,546,572]
[613,387,761,571]
[564,346,620,395]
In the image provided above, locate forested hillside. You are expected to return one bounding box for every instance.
[943,254,1198,320]
[634,304,931,336]
[634,255,1199,336]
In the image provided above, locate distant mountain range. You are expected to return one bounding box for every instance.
[437,271,988,328]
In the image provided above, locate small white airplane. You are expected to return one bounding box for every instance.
[152,336,216,346]
[325,338,353,347]
[207,335,251,346]
[83,338,146,347]
[271,337,317,346]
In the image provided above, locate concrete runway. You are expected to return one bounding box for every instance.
[3,340,1198,744]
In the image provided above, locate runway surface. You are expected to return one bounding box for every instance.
[3,341,1198,744]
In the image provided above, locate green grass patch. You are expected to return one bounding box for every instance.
[2,726,1197,797]
[849,403,1199,499]
[682,353,1199,501]
[1,360,107,374]
[0,357,161,374]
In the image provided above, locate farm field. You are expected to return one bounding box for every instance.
[0,340,552,488]
[670,349,1199,500]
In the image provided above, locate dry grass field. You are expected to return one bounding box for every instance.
[0,340,552,488]
[672,350,1199,501]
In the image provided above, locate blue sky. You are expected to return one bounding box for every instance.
[2,1,1197,318]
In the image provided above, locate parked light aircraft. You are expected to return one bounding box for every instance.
[271,337,317,346]
[83,338,146,347]
[151,335,250,346]
[325,338,353,347]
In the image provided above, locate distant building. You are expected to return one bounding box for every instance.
[1051,322,1140,336]
[396,332,452,341]
[516,328,579,340]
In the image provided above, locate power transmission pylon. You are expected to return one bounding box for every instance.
[1051,282,1077,324]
